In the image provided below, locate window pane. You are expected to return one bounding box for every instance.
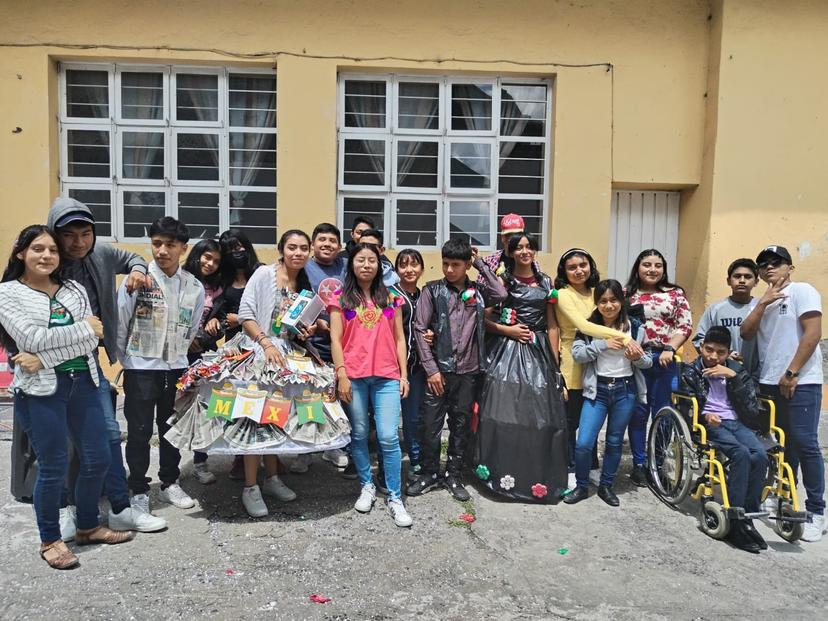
[344,80,386,128]
[121,72,164,120]
[177,133,219,181]
[397,141,438,189]
[498,198,542,244]
[499,142,544,194]
[178,192,220,239]
[67,129,110,178]
[229,74,276,128]
[123,190,166,238]
[398,82,439,130]
[68,188,112,237]
[450,142,492,189]
[66,70,109,118]
[500,84,547,137]
[342,197,385,240]
[176,74,219,122]
[229,132,277,187]
[229,191,277,244]
[451,83,492,131]
[396,199,437,247]
[449,200,491,247]
[122,131,165,180]
[343,139,385,186]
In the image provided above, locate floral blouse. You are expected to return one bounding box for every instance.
[628,288,692,349]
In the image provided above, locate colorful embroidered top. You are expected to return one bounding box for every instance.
[628,288,693,349]
[328,292,403,380]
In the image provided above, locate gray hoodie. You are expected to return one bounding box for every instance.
[47,197,148,364]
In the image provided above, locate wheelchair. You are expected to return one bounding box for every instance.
[644,367,807,543]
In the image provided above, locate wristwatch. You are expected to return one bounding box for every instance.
[784,369,799,379]
[663,345,675,353]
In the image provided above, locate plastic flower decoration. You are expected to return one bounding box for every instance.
[500,475,515,490]
[460,288,476,305]
[546,289,559,304]
[500,308,517,325]
[531,483,548,498]
[475,464,491,481]
[459,513,476,524]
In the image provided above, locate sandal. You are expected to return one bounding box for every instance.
[75,526,133,546]
[40,540,79,570]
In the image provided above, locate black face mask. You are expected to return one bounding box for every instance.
[229,250,248,268]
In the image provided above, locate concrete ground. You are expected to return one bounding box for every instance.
[0,400,827,620]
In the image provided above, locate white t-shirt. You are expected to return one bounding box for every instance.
[757,281,823,385]
[595,328,634,378]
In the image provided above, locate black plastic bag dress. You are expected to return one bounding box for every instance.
[474,275,568,503]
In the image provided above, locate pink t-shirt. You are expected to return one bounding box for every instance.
[329,293,401,380]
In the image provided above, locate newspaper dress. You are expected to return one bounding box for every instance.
[165,286,350,455]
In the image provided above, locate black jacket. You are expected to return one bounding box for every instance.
[680,358,762,431]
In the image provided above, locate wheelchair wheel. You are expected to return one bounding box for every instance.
[700,500,730,539]
[647,406,693,504]
[773,503,804,543]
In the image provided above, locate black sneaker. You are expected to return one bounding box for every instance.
[597,485,620,507]
[629,465,648,488]
[563,486,589,505]
[406,473,439,496]
[726,521,761,554]
[444,474,470,501]
[342,460,358,480]
[742,519,768,550]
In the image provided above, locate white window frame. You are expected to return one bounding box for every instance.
[392,76,443,136]
[58,62,277,245]
[391,195,443,251]
[338,77,391,135]
[337,194,390,248]
[444,137,496,195]
[338,134,391,192]
[446,77,499,138]
[391,136,443,194]
[445,197,497,251]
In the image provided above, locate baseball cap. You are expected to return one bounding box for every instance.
[755,245,792,265]
[499,213,525,235]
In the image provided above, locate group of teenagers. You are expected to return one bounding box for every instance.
[0,199,824,569]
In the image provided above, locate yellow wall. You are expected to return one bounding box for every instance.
[1,0,826,338]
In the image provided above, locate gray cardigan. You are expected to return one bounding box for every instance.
[48,198,148,363]
[572,320,652,403]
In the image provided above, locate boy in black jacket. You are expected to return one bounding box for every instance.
[681,326,768,553]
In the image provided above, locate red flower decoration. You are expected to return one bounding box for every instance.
[531,483,548,498]
[309,594,331,604]
[459,513,476,523]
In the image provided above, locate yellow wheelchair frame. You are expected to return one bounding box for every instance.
[647,383,806,542]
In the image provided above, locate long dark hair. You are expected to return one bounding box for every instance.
[588,279,629,331]
[503,233,543,284]
[0,225,85,351]
[625,248,682,297]
[183,239,223,288]
[340,243,389,310]
[554,248,600,290]
[219,228,261,287]
[277,229,312,293]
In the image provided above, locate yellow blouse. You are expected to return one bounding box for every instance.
[555,287,630,390]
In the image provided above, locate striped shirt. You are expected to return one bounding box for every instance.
[0,279,100,396]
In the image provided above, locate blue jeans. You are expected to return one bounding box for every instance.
[15,371,111,543]
[346,377,402,500]
[628,354,677,466]
[96,368,131,513]
[400,368,425,467]
[576,378,637,488]
[761,383,825,515]
[706,419,767,512]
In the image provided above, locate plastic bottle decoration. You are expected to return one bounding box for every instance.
[475,464,491,481]
[460,288,476,305]
[546,289,559,305]
[500,474,515,490]
[500,308,517,325]
[531,483,548,498]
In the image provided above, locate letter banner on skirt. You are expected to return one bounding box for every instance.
[207,387,236,420]
[296,395,326,425]
[261,395,292,428]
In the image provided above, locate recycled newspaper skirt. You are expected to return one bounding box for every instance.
[165,333,350,455]
[474,331,568,503]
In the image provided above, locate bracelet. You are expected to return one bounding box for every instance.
[400,378,409,384]
[254,331,267,343]
[335,365,347,375]
[262,342,276,350]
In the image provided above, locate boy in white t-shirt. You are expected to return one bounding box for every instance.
[741,245,824,542]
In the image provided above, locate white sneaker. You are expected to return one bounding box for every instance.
[567,472,577,490]
[589,469,602,487]
[262,474,297,502]
[354,482,376,513]
[322,449,348,468]
[131,493,151,515]
[193,462,217,485]
[158,483,196,509]
[59,506,77,542]
[109,506,167,532]
[801,513,827,543]
[242,485,268,518]
[388,498,413,527]
[289,453,312,474]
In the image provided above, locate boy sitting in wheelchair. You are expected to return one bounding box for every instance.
[680,326,768,553]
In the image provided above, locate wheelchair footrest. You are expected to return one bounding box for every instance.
[744,511,769,519]
[724,507,746,520]
[768,510,809,524]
